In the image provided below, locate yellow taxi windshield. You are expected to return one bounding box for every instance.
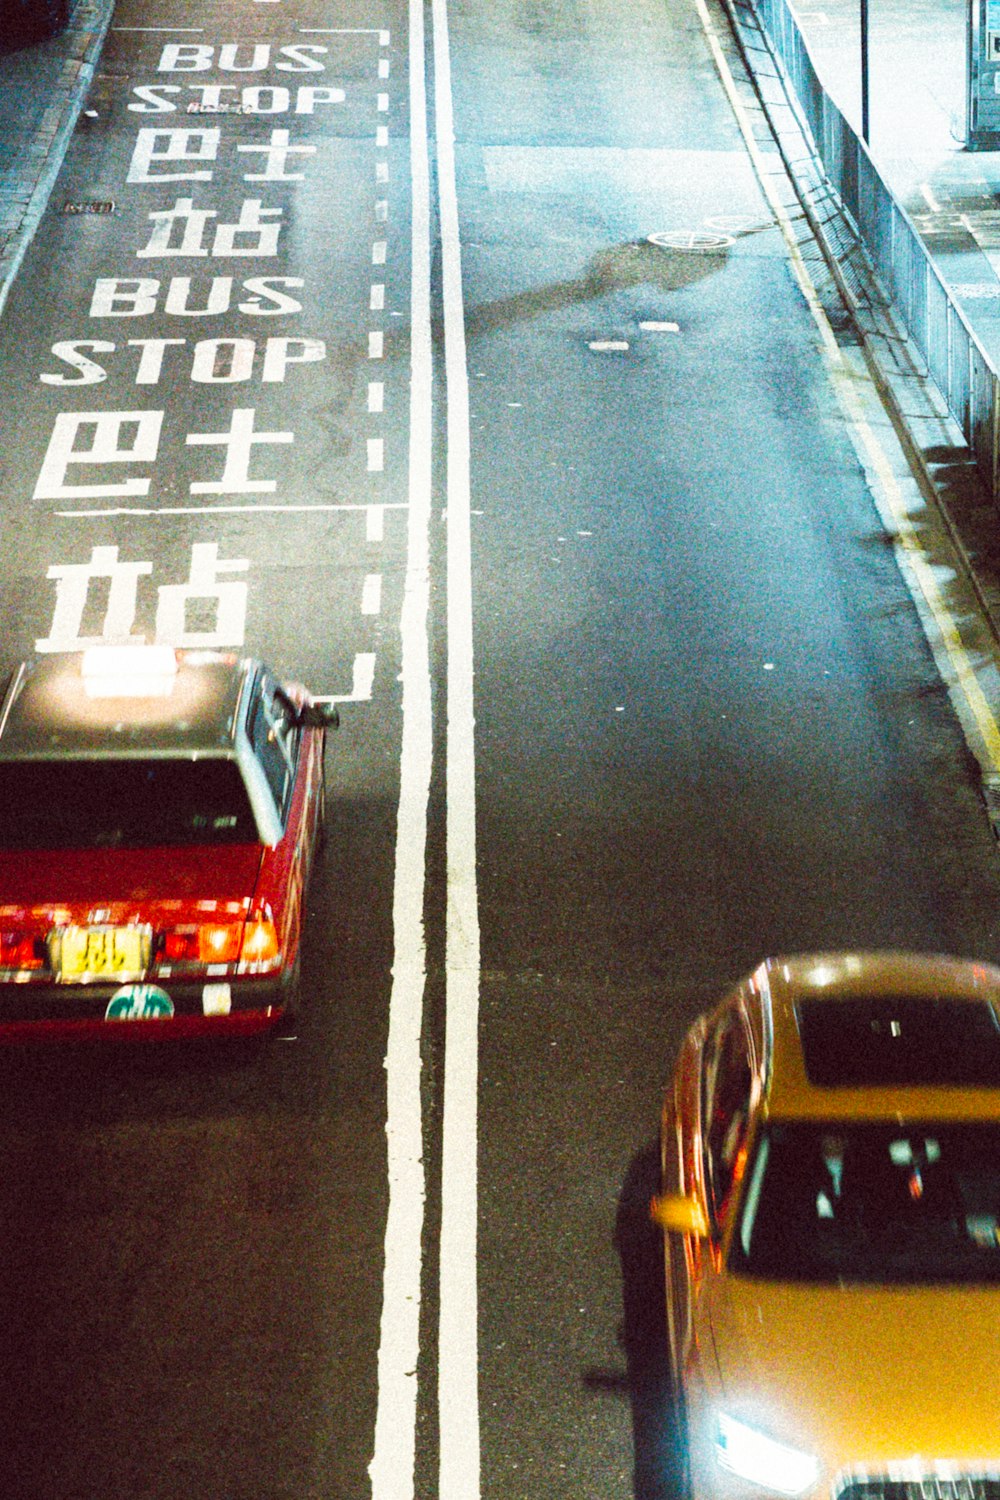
[735,1121,1000,1285]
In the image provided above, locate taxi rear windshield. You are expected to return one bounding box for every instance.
[0,758,259,848]
[735,1121,1000,1285]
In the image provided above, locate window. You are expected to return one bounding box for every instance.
[247,672,299,820]
[702,1012,754,1230]
[735,1121,1000,1284]
[0,758,258,848]
[797,996,1000,1087]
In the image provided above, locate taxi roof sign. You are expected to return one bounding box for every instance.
[81,645,178,699]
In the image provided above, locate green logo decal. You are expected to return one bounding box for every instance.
[105,984,174,1021]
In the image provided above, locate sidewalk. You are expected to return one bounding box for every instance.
[792,0,1000,364]
[0,0,114,316]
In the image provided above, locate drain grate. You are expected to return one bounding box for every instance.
[63,201,116,216]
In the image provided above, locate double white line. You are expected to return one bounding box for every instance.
[368,0,480,1497]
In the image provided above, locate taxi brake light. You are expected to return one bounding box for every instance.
[0,931,44,970]
[198,923,242,964]
[161,923,242,965]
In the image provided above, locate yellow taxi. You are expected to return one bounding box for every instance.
[653,952,1000,1500]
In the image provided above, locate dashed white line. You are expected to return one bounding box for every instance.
[367,507,385,542]
[315,653,378,704]
[362,574,383,615]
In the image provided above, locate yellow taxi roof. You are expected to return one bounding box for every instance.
[753,951,1000,1122]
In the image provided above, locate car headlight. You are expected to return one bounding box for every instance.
[716,1414,820,1496]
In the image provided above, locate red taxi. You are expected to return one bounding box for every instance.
[0,646,338,1039]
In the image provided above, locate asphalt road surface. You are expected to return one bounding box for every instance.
[0,0,999,1498]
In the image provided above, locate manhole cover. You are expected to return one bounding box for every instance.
[647,229,733,251]
[63,201,116,215]
[187,101,246,114]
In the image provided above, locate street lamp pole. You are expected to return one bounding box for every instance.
[860,0,870,144]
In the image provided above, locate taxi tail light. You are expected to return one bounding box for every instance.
[161,924,242,965]
[0,931,45,971]
[239,915,280,967]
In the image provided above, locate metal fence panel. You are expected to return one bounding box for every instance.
[743,0,1000,504]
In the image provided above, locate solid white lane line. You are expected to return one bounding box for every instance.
[432,2,482,1499]
[367,0,433,1496]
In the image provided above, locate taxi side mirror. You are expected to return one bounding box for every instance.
[272,685,340,732]
[650,1192,710,1238]
[294,701,340,730]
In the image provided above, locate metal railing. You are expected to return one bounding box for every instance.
[742,0,1000,504]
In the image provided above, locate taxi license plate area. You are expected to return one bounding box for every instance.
[58,926,147,979]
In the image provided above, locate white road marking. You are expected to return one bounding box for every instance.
[589,338,629,352]
[368,438,385,471]
[55,502,406,519]
[432,2,482,1499]
[367,506,385,542]
[362,574,383,615]
[325,652,377,703]
[367,0,432,1498]
[640,320,680,332]
[369,381,385,412]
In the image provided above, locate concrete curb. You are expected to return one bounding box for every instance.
[0,0,116,321]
